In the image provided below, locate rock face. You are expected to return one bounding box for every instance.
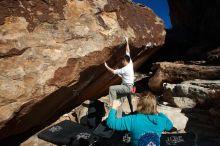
[168,0,220,42]
[163,80,220,107]
[166,96,196,109]
[0,0,165,140]
[148,62,220,92]
[206,47,220,63]
[158,104,188,131]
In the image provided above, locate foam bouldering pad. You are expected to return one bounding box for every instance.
[93,121,130,146]
[38,120,99,146]
[161,133,197,146]
[38,120,197,146]
[93,121,114,138]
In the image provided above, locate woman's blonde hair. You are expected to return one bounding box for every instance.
[136,92,158,115]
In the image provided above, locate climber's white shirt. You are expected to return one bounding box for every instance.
[113,52,134,84]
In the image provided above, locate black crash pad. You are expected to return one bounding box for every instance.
[38,120,197,146]
[38,120,99,145]
[161,133,197,146]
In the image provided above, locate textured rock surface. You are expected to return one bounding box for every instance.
[184,108,220,139]
[158,104,188,131]
[209,107,220,128]
[21,135,56,146]
[148,62,220,92]
[0,0,166,140]
[163,80,220,107]
[206,47,220,62]
[168,0,220,42]
[164,96,197,109]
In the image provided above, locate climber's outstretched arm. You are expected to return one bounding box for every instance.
[125,37,130,55]
[105,62,115,74]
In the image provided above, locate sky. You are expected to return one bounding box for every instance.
[133,0,172,29]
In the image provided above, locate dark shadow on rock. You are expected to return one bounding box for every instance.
[182,108,220,146]
[134,77,150,93]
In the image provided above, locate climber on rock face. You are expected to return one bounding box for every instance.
[104,37,134,117]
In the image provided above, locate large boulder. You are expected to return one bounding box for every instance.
[165,96,197,109]
[148,62,220,92]
[163,80,220,107]
[206,47,220,63]
[0,0,166,140]
[157,104,188,131]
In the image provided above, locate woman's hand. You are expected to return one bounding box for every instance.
[112,100,121,110]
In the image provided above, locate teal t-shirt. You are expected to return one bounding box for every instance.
[107,109,173,146]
